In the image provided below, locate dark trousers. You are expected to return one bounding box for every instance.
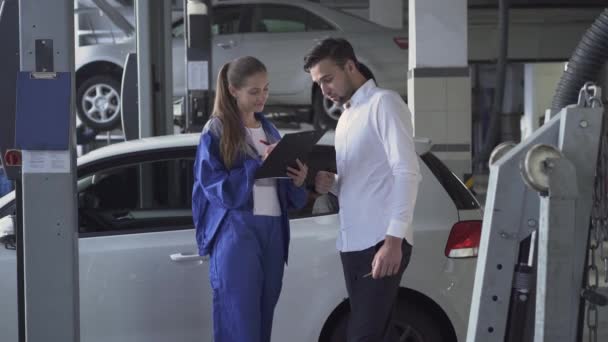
[340,240,412,342]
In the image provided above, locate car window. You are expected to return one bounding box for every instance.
[172,19,185,38]
[78,158,195,235]
[212,5,243,35]
[171,5,243,38]
[250,4,334,34]
[420,152,480,210]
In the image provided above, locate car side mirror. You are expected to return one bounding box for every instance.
[0,215,15,246]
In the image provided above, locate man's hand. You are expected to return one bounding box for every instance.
[371,236,403,279]
[286,159,308,187]
[315,171,336,194]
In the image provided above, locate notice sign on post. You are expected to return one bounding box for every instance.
[22,151,70,174]
[187,61,209,90]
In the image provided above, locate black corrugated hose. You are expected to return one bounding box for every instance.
[551,8,608,112]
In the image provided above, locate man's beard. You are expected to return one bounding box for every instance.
[335,96,348,106]
[334,77,356,106]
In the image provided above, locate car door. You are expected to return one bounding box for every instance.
[239,4,336,100]
[77,151,213,342]
[272,144,346,341]
[211,4,246,83]
[171,5,245,96]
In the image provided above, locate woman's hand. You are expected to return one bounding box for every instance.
[262,142,278,161]
[286,159,308,187]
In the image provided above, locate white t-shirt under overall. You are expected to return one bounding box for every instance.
[247,126,282,217]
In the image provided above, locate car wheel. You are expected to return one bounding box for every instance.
[313,87,341,131]
[328,300,444,342]
[76,75,122,131]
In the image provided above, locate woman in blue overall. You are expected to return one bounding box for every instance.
[0,166,12,197]
[192,56,309,342]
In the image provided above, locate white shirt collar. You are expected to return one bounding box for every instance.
[344,79,376,109]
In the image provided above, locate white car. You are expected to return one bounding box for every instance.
[75,0,408,131]
[0,132,481,342]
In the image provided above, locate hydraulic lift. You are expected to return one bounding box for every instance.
[467,7,608,342]
[0,0,215,340]
[0,0,79,341]
[467,83,606,342]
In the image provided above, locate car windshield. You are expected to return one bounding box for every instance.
[420,152,480,210]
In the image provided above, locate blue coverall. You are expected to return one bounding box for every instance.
[192,113,308,342]
[0,167,12,197]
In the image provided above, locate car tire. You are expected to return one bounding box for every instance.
[76,75,122,131]
[313,87,341,131]
[328,299,444,342]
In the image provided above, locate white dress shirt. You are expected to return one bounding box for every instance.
[332,79,421,252]
[247,126,282,217]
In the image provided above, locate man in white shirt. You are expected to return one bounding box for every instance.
[304,38,421,341]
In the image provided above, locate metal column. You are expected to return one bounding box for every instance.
[183,0,213,132]
[135,0,153,138]
[0,2,24,341]
[407,0,472,179]
[17,0,79,341]
[529,148,579,341]
[0,0,20,181]
[135,0,174,139]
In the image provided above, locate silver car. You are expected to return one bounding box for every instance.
[75,0,408,131]
[0,132,481,342]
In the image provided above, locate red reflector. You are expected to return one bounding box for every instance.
[445,220,482,258]
[393,37,408,49]
[4,150,22,167]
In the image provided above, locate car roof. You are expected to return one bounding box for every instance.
[79,131,432,167]
[0,132,431,210]
[215,0,339,8]
[212,0,387,32]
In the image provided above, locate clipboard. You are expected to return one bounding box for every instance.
[255,129,326,179]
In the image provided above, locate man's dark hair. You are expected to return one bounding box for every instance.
[357,62,376,83]
[303,37,376,83]
[303,37,358,73]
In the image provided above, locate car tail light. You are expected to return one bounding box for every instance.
[445,220,482,258]
[393,37,408,49]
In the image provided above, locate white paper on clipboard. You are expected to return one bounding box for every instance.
[22,150,70,173]
[188,61,209,90]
